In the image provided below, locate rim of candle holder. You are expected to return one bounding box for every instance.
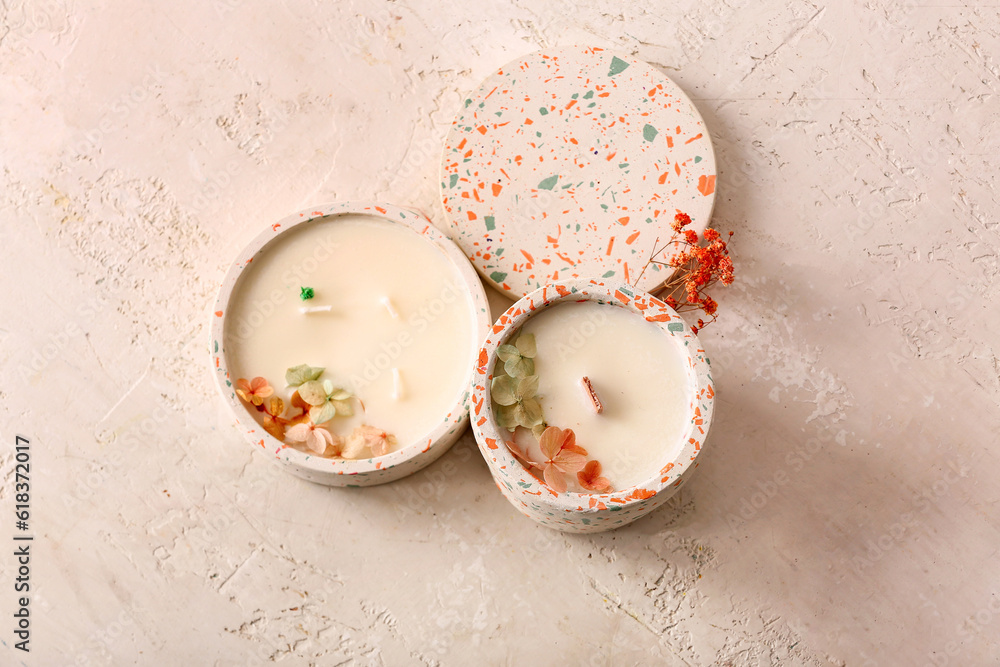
[470,278,714,529]
[210,201,491,486]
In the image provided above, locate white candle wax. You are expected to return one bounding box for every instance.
[225,214,476,455]
[511,301,690,490]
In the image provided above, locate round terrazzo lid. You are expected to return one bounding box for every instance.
[439,46,717,297]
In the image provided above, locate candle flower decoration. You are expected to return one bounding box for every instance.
[490,333,544,435]
[285,421,341,455]
[235,364,398,461]
[537,426,588,493]
[489,333,614,494]
[344,425,397,458]
[577,460,612,494]
[235,377,274,406]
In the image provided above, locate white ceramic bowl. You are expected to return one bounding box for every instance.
[470,279,714,532]
[210,202,491,486]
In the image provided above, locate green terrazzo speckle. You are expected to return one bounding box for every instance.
[538,175,560,190]
[608,56,630,76]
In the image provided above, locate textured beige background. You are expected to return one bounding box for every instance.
[1,0,999,665]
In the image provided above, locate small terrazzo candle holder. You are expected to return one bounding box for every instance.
[211,202,491,487]
[470,279,714,532]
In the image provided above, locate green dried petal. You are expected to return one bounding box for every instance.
[286,364,324,387]
[505,356,535,378]
[298,380,328,406]
[309,402,337,424]
[531,422,548,439]
[517,374,539,400]
[496,404,519,431]
[329,388,352,401]
[514,398,544,428]
[491,375,518,406]
[515,333,537,358]
[497,344,521,362]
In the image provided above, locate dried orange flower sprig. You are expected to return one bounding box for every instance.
[236,365,397,459]
[634,212,735,334]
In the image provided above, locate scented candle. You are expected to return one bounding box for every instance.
[212,203,490,486]
[509,301,689,490]
[471,280,714,532]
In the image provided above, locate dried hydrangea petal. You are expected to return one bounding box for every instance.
[309,402,337,425]
[285,364,325,387]
[515,333,536,358]
[298,380,328,406]
[491,375,518,406]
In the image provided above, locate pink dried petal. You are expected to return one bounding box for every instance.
[539,426,574,460]
[306,429,328,454]
[578,460,612,493]
[543,463,567,493]
[370,436,390,457]
[284,423,311,443]
[553,450,587,474]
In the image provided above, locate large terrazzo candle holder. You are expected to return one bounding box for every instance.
[211,202,491,487]
[470,279,714,532]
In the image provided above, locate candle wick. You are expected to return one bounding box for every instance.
[380,296,399,319]
[580,376,603,414]
[299,305,333,314]
[392,368,404,400]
